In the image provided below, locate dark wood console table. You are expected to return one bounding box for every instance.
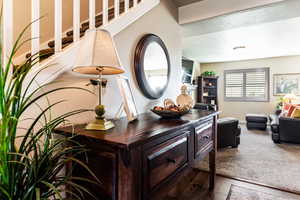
[56,109,219,200]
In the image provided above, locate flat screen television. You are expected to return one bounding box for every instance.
[181,58,194,84]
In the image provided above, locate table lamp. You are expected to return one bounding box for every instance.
[283,93,297,104]
[73,29,124,130]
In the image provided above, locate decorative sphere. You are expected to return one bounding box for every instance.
[95,105,105,117]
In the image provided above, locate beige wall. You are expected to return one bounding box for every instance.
[11,0,113,56]
[21,0,182,125]
[201,56,300,121]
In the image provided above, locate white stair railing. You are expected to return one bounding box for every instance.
[103,0,109,25]
[73,0,81,42]
[2,0,148,67]
[31,0,40,64]
[114,0,120,18]
[89,0,96,29]
[55,0,62,53]
[2,0,13,67]
[125,0,130,12]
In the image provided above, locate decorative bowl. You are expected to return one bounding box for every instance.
[151,109,190,119]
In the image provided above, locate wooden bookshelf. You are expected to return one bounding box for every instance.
[197,76,219,108]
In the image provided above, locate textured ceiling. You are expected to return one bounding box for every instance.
[173,0,204,7]
[182,0,300,63]
[183,17,300,63]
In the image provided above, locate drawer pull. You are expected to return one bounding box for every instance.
[199,135,210,140]
[166,158,176,164]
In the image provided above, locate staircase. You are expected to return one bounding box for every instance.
[2,0,159,91]
[25,0,135,61]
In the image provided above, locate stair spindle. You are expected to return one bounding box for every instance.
[114,0,120,18]
[2,0,13,68]
[134,0,138,7]
[103,0,108,25]
[89,0,96,29]
[55,0,62,52]
[125,0,129,12]
[73,0,81,42]
[31,0,40,64]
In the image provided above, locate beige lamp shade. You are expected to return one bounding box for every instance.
[73,29,124,75]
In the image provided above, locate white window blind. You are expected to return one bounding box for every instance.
[225,73,243,98]
[224,68,269,102]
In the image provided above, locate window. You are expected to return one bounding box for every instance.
[224,68,270,102]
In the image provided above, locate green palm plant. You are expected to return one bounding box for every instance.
[0,22,99,199]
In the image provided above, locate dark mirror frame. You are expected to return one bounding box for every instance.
[134,34,171,99]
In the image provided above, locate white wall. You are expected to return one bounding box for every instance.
[201,56,300,121]
[21,0,182,126]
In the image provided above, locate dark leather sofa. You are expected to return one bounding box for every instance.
[270,114,300,144]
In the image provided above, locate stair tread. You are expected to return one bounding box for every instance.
[26,48,54,59]
[24,0,136,61]
[48,32,85,48]
[25,43,70,60]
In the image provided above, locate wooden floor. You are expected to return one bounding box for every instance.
[164,170,300,200]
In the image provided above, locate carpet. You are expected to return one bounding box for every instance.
[197,125,300,192]
[226,184,296,200]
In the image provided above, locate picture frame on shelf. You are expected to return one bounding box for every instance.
[273,73,300,96]
[117,75,138,122]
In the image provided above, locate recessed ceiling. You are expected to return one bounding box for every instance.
[182,0,300,63]
[182,0,300,37]
[183,17,300,63]
[173,0,204,7]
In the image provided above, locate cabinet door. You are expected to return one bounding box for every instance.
[194,120,213,159]
[71,150,117,200]
[143,133,189,196]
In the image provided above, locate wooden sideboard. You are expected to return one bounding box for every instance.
[56,109,219,200]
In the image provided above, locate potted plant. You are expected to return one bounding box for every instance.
[0,23,99,199]
[202,71,216,77]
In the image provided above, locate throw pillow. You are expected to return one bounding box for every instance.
[287,105,297,117]
[283,103,292,112]
[291,107,300,118]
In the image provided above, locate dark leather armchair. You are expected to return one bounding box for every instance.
[270,114,300,144]
[193,104,241,148]
[217,118,241,148]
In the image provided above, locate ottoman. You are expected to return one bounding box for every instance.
[246,114,268,130]
[217,117,241,148]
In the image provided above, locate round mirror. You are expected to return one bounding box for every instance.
[134,34,170,99]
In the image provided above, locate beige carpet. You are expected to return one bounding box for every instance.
[197,125,300,192]
[227,185,296,200]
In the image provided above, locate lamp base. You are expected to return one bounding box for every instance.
[85,118,115,131]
